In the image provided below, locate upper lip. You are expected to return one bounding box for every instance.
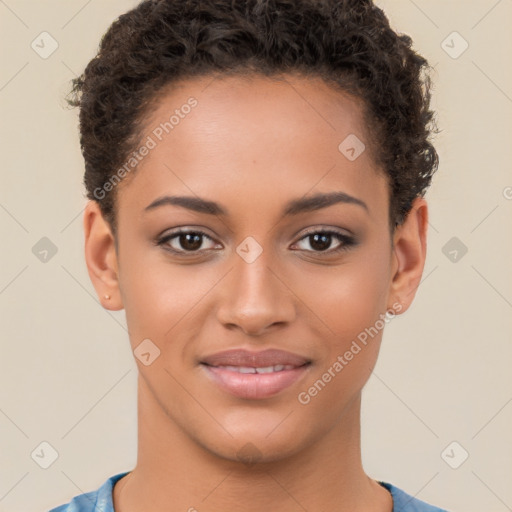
[200,348,311,368]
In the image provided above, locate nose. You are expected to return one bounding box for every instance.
[216,248,296,336]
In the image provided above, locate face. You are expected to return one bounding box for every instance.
[86,73,424,464]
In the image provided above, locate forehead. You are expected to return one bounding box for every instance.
[143,72,373,160]
[116,73,388,223]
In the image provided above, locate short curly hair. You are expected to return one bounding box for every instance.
[66,0,438,237]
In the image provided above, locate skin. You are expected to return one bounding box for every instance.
[84,73,428,512]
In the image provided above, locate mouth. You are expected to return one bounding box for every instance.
[199,349,312,400]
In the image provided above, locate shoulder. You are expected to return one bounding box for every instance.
[47,471,130,512]
[379,481,451,512]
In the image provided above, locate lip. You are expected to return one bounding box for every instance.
[201,348,310,367]
[200,348,311,400]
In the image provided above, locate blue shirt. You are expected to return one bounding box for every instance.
[48,471,450,512]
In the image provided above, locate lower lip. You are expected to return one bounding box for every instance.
[201,364,310,400]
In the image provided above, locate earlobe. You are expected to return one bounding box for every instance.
[83,200,123,311]
[387,197,428,314]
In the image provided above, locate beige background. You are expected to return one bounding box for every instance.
[1,1,511,511]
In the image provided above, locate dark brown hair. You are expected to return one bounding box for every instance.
[66,0,438,237]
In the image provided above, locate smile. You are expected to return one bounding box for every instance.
[211,364,298,374]
[199,348,312,399]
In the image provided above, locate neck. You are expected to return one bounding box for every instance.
[113,375,392,512]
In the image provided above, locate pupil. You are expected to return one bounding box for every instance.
[181,233,202,251]
[310,233,331,251]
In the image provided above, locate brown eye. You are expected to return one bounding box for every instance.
[293,229,356,254]
[157,229,219,254]
[176,232,203,251]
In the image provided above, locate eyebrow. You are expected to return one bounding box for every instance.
[144,191,368,217]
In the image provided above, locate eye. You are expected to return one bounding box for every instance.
[155,227,356,257]
[156,229,220,254]
[292,229,356,254]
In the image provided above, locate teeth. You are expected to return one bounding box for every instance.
[238,366,256,374]
[255,366,275,374]
[215,364,296,373]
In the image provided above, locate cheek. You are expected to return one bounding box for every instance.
[295,262,390,418]
[118,251,219,348]
[301,249,392,344]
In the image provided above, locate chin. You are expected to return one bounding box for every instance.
[190,417,318,467]
[209,437,308,466]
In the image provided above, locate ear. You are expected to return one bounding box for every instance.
[387,197,428,314]
[83,200,123,311]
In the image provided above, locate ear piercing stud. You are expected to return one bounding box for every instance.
[104,294,111,300]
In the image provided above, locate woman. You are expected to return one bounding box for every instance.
[50,0,448,510]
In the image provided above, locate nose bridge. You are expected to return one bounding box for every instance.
[216,240,294,334]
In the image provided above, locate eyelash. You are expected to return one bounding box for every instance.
[155,227,356,256]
